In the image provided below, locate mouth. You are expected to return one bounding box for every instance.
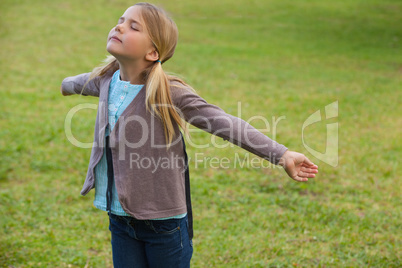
[110,36,122,43]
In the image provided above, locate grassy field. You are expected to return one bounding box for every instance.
[0,0,401,267]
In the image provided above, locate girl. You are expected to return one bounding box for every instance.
[61,2,318,267]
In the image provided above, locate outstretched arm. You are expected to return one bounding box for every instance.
[60,73,101,97]
[171,83,288,165]
[279,151,318,182]
[171,82,319,182]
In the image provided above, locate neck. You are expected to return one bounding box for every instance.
[117,59,150,85]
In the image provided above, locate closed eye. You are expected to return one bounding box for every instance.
[116,16,142,31]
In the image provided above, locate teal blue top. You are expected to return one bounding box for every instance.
[93,70,186,220]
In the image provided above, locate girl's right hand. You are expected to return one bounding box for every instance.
[278,150,318,182]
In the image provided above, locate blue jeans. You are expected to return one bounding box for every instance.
[108,212,193,268]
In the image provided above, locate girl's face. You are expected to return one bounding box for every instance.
[106,6,155,63]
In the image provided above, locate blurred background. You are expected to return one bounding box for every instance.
[0,0,400,266]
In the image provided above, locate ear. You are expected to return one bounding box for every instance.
[145,48,159,62]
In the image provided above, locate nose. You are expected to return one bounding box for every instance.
[115,23,123,33]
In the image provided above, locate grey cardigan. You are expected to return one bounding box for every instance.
[61,71,288,220]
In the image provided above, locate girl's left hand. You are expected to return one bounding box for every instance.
[278,150,318,182]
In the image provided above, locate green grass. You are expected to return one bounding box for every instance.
[0,0,401,267]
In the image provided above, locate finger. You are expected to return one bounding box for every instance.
[298,171,316,178]
[301,167,319,173]
[293,175,308,182]
[301,162,318,170]
[303,157,316,167]
[306,173,316,178]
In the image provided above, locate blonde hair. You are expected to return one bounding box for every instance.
[86,2,195,149]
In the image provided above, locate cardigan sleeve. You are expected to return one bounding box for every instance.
[61,72,101,97]
[170,83,288,165]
